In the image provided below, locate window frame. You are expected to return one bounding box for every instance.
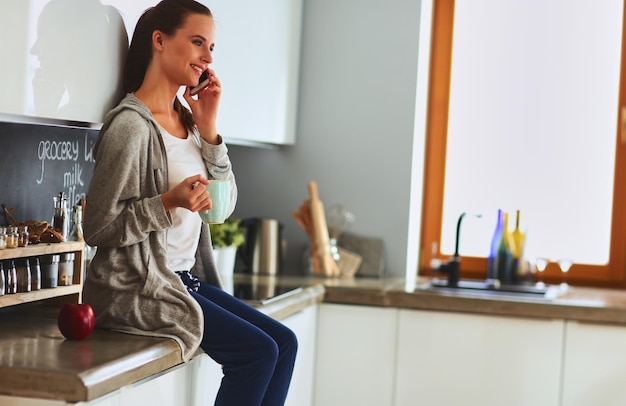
[419,0,626,288]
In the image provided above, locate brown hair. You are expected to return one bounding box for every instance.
[124,0,212,133]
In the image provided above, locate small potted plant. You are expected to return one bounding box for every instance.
[209,217,245,280]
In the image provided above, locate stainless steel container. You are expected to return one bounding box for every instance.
[40,254,60,288]
[239,218,284,275]
[15,258,31,293]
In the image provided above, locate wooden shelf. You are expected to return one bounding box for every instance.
[0,241,85,309]
[0,241,85,260]
[0,284,81,308]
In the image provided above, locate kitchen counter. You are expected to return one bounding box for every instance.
[320,275,626,325]
[237,273,626,325]
[0,280,324,402]
[0,306,182,402]
[5,273,626,403]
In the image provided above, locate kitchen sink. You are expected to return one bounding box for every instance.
[233,281,305,305]
[425,278,560,300]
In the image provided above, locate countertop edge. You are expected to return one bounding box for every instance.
[258,284,325,320]
[80,340,182,402]
[322,277,626,326]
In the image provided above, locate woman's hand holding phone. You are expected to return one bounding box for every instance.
[189,70,211,96]
[184,68,221,144]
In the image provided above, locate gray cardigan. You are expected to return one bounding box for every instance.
[83,94,237,362]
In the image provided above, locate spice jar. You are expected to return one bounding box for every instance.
[17,226,29,247]
[40,255,59,288]
[16,258,31,293]
[30,257,41,291]
[5,260,17,294]
[0,227,7,250]
[68,205,84,241]
[6,226,18,249]
[58,253,75,286]
[0,262,5,296]
[52,192,70,241]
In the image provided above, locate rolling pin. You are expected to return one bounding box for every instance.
[292,200,321,275]
[308,181,339,277]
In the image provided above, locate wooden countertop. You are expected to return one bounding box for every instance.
[320,276,626,325]
[0,281,324,402]
[5,273,626,403]
[0,306,181,402]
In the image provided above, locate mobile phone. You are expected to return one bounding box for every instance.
[190,70,210,96]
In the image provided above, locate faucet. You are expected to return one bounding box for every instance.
[436,212,481,287]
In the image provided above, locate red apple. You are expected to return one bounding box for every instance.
[57,303,95,340]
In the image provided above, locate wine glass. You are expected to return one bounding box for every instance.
[326,204,356,263]
[534,257,549,288]
[558,258,573,291]
[326,204,355,239]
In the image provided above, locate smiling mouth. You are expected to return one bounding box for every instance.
[191,64,205,75]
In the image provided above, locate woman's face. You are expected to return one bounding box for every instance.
[159,13,215,88]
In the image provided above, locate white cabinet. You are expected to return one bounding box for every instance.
[0,1,127,124]
[0,0,301,144]
[562,320,626,406]
[119,365,190,406]
[314,303,398,406]
[204,0,303,145]
[394,309,564,406]
[283,305,318,406]
[188,304,319,406]
[189,353,222,406]
[81,363,191,406]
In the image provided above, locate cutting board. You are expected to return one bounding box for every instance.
[338,232,385,278]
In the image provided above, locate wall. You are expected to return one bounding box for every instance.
[0,0,429,278]
[228,0,426,277]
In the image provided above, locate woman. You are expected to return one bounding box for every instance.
[82,1,297,404]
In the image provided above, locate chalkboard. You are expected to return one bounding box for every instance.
[0,122,98,226]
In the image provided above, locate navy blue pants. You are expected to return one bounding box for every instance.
[189,281,298,406]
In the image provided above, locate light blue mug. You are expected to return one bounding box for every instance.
[198,180,230,224]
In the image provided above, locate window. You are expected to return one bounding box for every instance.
[420,0,626,287]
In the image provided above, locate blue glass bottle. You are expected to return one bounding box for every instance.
[487,209,504,282]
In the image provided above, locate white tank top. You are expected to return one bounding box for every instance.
[159,125,208,272]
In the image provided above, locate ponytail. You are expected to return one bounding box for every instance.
[173,97,197,134]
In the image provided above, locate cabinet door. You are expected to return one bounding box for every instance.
[314,303,398,406]
[562,321,626,406]
[119,364,190,406]
[188,304,319,406]
[0,2,127,124]
[77,391,121,406]
[204,0,303,145]
[394,309,563,406]
[189,352,222,406]
[283,305,318,406]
